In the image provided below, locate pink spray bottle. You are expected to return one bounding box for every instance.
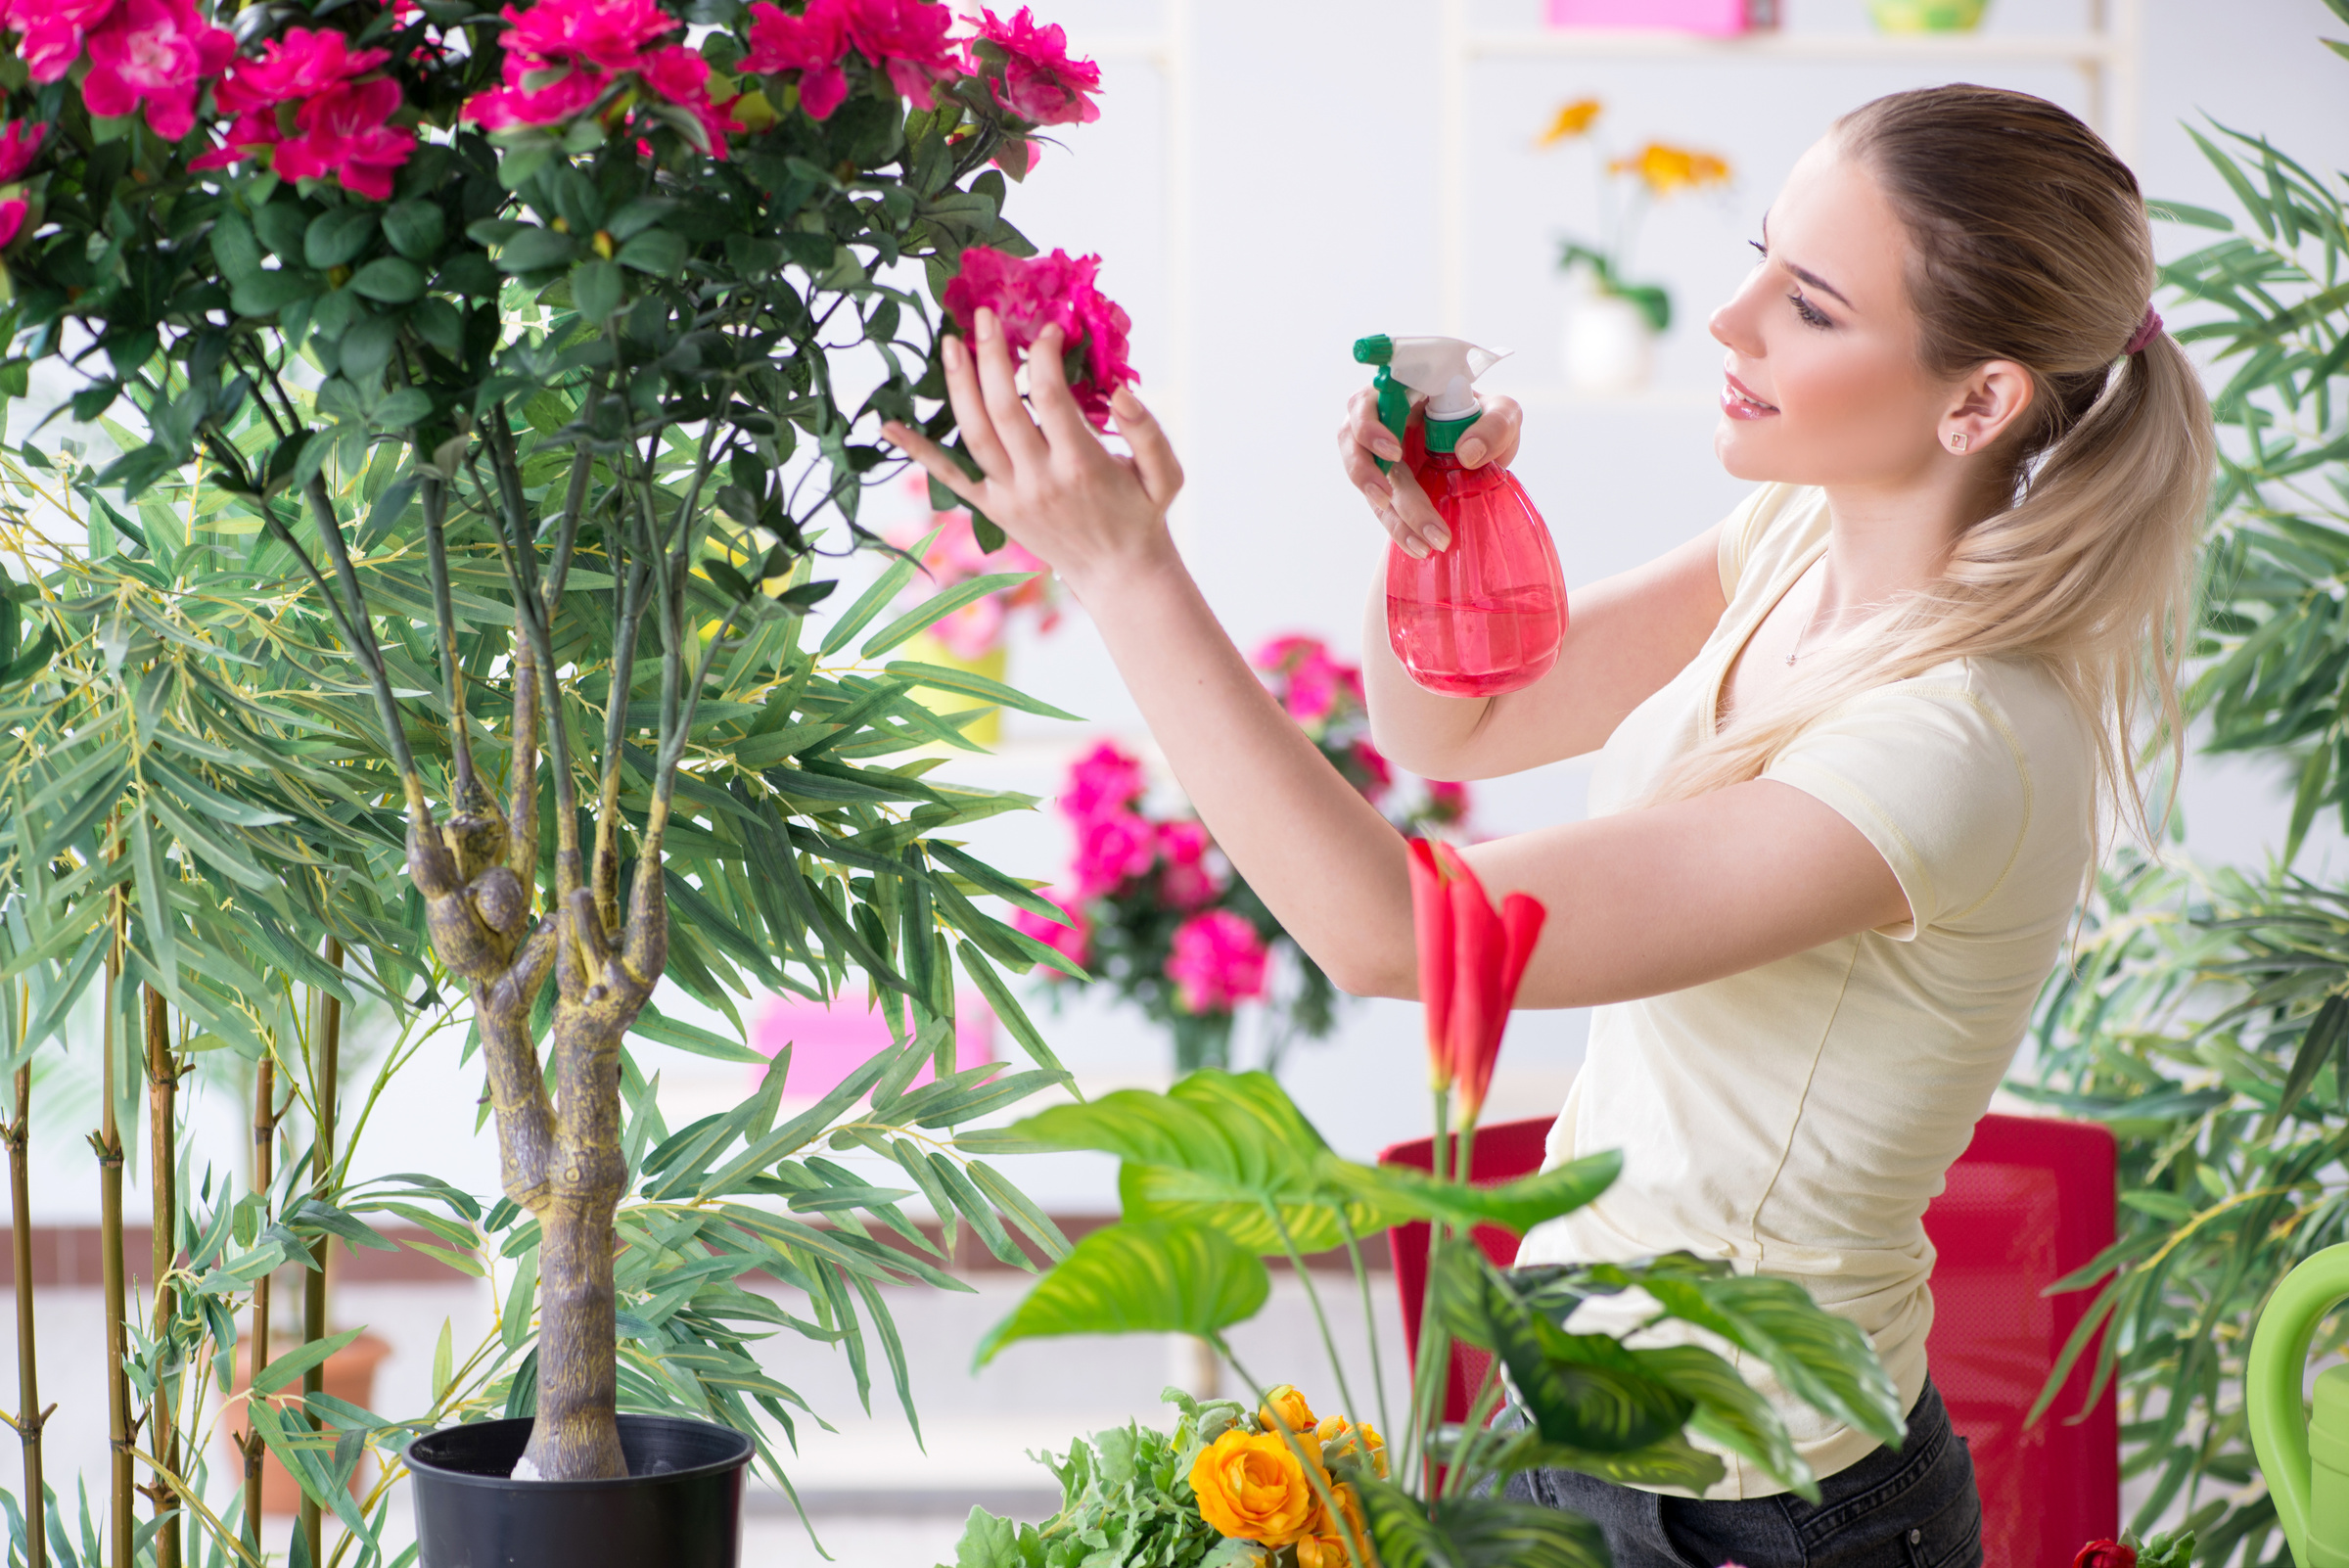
[1357,335,1567,697]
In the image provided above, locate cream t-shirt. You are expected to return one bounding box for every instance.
[1512,482,2096,1499]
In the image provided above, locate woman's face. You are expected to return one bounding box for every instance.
[1709,138,1953,489]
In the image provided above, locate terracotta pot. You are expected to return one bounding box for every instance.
[219,1332,394,1515]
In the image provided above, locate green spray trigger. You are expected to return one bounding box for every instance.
[1353,336,1411,475]
[1353,335,1510,474]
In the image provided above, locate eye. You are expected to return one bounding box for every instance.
[1787,290,1834,330]
[1748,239,1767,260]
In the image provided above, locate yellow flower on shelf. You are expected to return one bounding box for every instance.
[1610,142,1732,197]
[1258,1383,1318,1436]
[1314,1415,1388,1479]
[1537,97,1603,146]
[1187,1429,1327,1549]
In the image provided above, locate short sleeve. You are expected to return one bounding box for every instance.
[1762,676,2032,939]
[1717,484,1802,603]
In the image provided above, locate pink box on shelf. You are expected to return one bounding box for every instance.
[1544,0,1777,33]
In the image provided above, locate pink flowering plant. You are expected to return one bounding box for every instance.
[883,478,1060,660]
[1017,638,1471,1074]
[0,0,1114,1542]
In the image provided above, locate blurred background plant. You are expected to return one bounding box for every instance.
[1014,636,1469,1077]
[2020,13,2349,1561]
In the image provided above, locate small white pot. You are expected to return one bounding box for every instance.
[1560,264,1657,395]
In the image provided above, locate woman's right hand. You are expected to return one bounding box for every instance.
[1337,389,1523,559]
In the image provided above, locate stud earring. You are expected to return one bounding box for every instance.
[1948,432,1969,453]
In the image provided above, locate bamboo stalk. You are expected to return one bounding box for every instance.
[242,1055,274,1555]
[144,988,180,1568]
[299,940,342,1568]
[7,1058,47,1568]
[95,901,132,1568]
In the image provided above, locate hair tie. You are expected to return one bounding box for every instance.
[2125,304,2163,355]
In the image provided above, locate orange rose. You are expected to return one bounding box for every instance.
[1298,1482,1376,1568]
[1537,97,1602,146]
[1187,1429,1326,1547]
[1258,1383,1318,1436]
[1314,1416,1388,1479]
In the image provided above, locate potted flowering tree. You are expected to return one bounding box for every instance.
[0,0,1115,1559]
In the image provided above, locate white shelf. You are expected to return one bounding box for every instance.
[1464,28,2123,64]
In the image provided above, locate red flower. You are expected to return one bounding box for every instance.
[1156,819,1221,910]
[0,122,45,186]
[1073,809,1156,899]
[213,26,392,115]
[967,6,1100,127]
[1350,737,1392,803]
[274,77,414,201]
[80,0,236,141]
[744,0,959,118]
[2,0,118,84]
[1423,780,1471,826]
[743,0,850,117]
[942,246,1135,430]
[0,202,25,250]
[1059,741,1145,823]
[1013,892,1090,971]
[1405,840,1544,1121]
[1165,909,1269,1015]
[2075,1544,2137,1568]
[464,54,608,131]
[500,0,676,71]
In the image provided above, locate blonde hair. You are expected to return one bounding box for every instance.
[1653,85,2215,844]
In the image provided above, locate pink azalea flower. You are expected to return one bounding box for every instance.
[637,43,744,151]
[214,26,392,114]
[839,0,959,109]
[275,77,415,201]
[1059,742,1144,823]
[969,7,1099,127]
[1073,809,1156,899]
[465,53,608,130]
[932,595,1006,661]
[0,201,25,250]
[1165,909,1269,1015]
[1157,819,1221,910]
[1351,736,1393,802]
[190,108,281,170]
[942,247,1135,430]
[0,122,45,185]
[1252,634,1362,724]
[1425,779,1472,825]
[80,0,237,142]
[1012,892,1089,971]
[2,0,118,83]
[743,0,850,118]
[501,0,676,71]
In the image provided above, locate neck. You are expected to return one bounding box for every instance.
[1814,458,1983,616]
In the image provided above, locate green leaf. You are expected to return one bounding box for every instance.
[253,1326,366,1396]
[382,200,446,260]
[972,1220,1268,1366]
[1335,1149,1623,1236]
[574,259,625,324]
[2148,199,2234,231]
[886,661,1082,722]
[1356,1480,1609,1568]
[1477,1425,1727,1495]
[1637,1342,1817,1500]
[817,525,944,657]
[860,574,1037,660]
[305,208,379,270]
[230,270,321,318]
[348,257,426,302]
[496,227,580,274]
[1636,1271,1905,1448]
[129,810,179,1000]
[617,228,687,276]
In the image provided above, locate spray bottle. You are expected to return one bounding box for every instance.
[1357,335,1567,697]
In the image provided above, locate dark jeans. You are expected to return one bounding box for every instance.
[1503,1381,1984,1568]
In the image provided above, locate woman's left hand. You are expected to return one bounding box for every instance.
[880,307,1183,596]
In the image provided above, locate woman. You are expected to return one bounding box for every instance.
[884,84,2212,1568]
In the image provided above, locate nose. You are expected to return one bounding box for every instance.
[1710,267,1769,357]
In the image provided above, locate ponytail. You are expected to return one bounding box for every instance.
[1651,86,2216,846]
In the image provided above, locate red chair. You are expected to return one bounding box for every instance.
[1382,1113,2118,1567]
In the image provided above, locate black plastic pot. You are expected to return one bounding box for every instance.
[407,1414,754,1568]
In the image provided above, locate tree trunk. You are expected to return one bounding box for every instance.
[144,989,180,1568]
[242,1057,273,1554]
[7,1062,45,1568]
[299,943,341,1568]
[522,1192,623,1478]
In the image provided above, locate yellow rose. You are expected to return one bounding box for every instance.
[1314,1416,1388,1479]
[1187,1429,1326,1548]
[1537,97,1602,146]
[1610,142,1731,197]
[1258,1383,1318,1436]
[1298,1482,1377,1568]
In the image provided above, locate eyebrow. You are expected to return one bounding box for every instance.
[1759,212,1855,310]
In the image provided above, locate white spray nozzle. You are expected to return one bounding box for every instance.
[1382,338,1509,419]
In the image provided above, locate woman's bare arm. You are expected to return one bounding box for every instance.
[881,315,1908,1003]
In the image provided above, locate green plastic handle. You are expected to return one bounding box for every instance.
[2247,1241,2349,1568]
[1371,367,1411,475]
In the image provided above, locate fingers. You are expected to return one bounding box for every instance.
[1025,324,1106,457]
[1381,463,1448,558]
[1336,388,1448,555]
[938,334,1016,483]
[971,307,1049,471]
[1110,386,1183,509]
[1344,386,1405,469]
[878,418,986,509]
[1454,393,1521,471]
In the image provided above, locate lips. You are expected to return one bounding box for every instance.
[1721,370,1778,422]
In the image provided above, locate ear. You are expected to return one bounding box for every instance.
[1938,360,2035,457]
